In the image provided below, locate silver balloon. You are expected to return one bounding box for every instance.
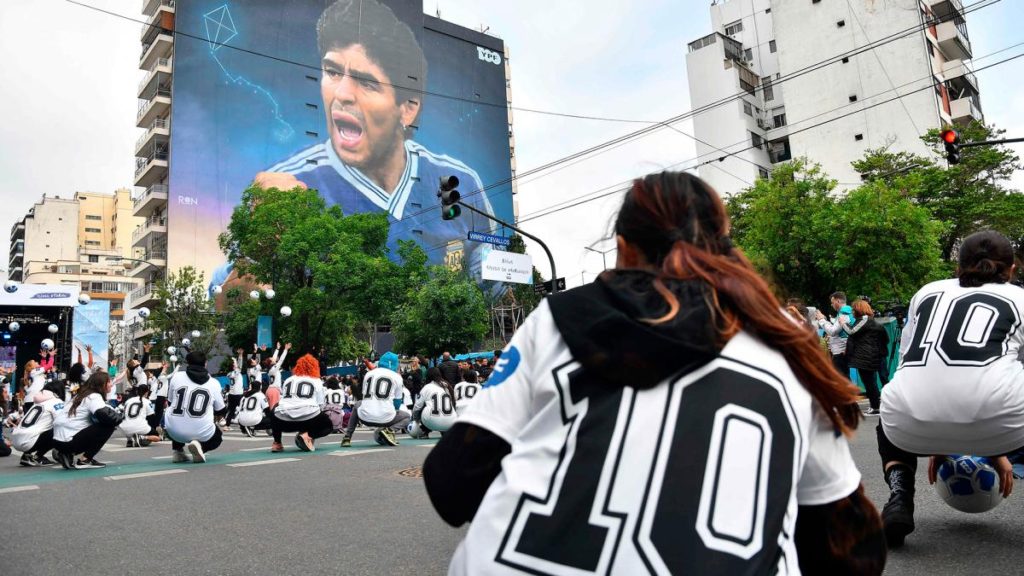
[8,321,19,332]
[280,305,292,317]
[47,324,59,334]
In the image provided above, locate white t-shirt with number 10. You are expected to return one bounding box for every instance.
[165,371,225,443]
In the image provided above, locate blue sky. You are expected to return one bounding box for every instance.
[0,0,1021,287]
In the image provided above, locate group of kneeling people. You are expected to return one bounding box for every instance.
[6,349,482,468]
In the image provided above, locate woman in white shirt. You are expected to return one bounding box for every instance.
[411,367,458,437]
[52,372,124,469]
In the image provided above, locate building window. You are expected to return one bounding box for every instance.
[724,20,744,36]
[743,48,753,61]
[761,76,774,101]
[849,94,858,102]
[85,215,102,220]
[773,111,787,128]
[750,132,764,150]
[769,40,777,53]
[765,8,771,13]
[837,20,846,28]
[85,227,102,233]
[812,0,821,3]
[854,134,864,141]
[88,255,99,263]
[743,101,753,116]
[758,168,770,179]
[85,240,101,246]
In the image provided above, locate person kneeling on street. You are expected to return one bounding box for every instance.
[165,351,224,464]
[341,352,409,448]
[52,372,123,470]
[269,353,332,452]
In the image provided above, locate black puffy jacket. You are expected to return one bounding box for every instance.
[845,317,889,372]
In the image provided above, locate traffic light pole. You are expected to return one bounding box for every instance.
[958,137,1024,148]
[455,200,559,294]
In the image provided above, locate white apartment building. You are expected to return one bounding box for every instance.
[686,0,979,195]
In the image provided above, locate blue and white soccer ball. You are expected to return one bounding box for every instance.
[934,455,1005,513]
[77,293,91,305]
[8,321,19,332]
[3,280,18,294]
[41,339,55,351]
[138,307,151,319]
[406,421,428,439]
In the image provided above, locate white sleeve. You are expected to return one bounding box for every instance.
[314,382,325,407]
[211,383,226,411]
[457,303,543,444]
[259,396,269,410]
[146,401,155,416]
[276,349,288,370]
[413,390,427,412]
[899,293,920,359]
[797,403,862,506]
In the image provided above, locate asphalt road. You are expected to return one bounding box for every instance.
[0,405,1021,575]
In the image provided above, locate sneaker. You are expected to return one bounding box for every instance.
[373,429,387,446]
[171,450,190,463]
[882,465,916,548]
[51,449,75,470]
[19,453,40,467]
[340,436,352,448]
[270,442,284,453]
[295,432,314,452]
[379,427,398,447]
[239,425,251,437]
[186,440,206,463]
[75,457,106,469]
[126,439,135,448]
[864,408,880,416]
[138,437,153,447]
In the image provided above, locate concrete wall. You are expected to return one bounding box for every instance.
[23,196,79,268]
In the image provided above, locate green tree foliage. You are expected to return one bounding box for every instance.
[218,185,427,361]
[392,266,489,358]
[147,266,218,356]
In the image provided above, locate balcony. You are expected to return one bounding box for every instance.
[135,117,170,157]
[926,0,964,21]
[132,215,168,247]
[127,282,159,309]
[10,221,25,241]
[936,20,971,60]
[129,249,168,278]
[133,184,169,218]
[950,94,982,125]
[136,88,171,128]
[142,0,175,18]
[942,59,978,96]
[141,1,175,45]
[138,58,172,99]
[134,143,168,188]
[9,250,23,269]
[140,32,173,71]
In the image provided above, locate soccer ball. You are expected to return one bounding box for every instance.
[138,307,151,319]
[280,305,292,317]
[8,321,19,332]
[249,290,260,300]
[41,339,54,351]
[3,280,18,293]
[47,324,59,334]
[933,455,1004,513]
[406,421,427,439]
[78,293,91,305]
[166,346,176,355]
[181,338,191,347]
[213,285,223,295]
[168,355,178,363]
[265,289,275,299]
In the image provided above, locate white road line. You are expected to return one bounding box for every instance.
[152,456,173,460]
[0,485,40,494]
[104,469,188,481]
[416,444,438,448]
[239,447,273,452]
[227,458,302,468]
[330,449,392,457]
[104,447,150,452]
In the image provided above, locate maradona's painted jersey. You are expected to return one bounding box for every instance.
[268,139,497,270]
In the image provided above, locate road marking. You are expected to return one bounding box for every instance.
[0,485,40,494]
[104,447,150,452]
[104,469,188,481]
[152,456,173,460]
[240,447,273,452]
[330,449,392,457]
[416,444,438,448]
[227,458,302,468]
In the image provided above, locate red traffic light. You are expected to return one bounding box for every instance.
[941,129,959,144]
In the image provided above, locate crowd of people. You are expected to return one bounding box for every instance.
[0,337,495,467]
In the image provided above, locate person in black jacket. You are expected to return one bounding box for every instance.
[438,351,461,386]
[842,300,889,415]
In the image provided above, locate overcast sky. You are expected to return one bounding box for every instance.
[1,0,1022,288]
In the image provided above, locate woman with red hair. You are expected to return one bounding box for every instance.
[269,353,331,452]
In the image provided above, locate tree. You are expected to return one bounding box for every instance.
[145,266,218,356]
[218,185,427,361]
[392,266,489,358]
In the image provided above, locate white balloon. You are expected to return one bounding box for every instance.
[3,280,18,294]
[168,355,178,363]
[117,320,127,328]
[78,293,91,305]
[8,321,19,332]
[213,285,223,295]
[191,330,201,338]
[47,324,59,334]
[166,346,177,355]
[280,305,292,317]
[41,338,54,351]
[264,289,276,299]
[138,307,151,319]
[181,338,191,347]
[249,290,260,300]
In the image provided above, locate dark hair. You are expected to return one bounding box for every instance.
[186,351,207,367]
[463,369,479,384]
[69,372,110,417]
[68,362,87,385]
[325,376,341,390]
[135,384,151,398]
[426,366,454,398]
[957,231,1014,287]
[613,171,861,434]
[830,291,847,303]
[42,379,65,399]
[493,349,502,360]
[317,0,427,106]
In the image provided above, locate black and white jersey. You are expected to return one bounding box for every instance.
[54,393,107,442]
[274,376,325,421]
[119,396,154,436]
[357,367,403,426]
[883,278,1024,455]
[11,396,61,453]
[165,372,225,443]
[453,381,480,415]
[323,388,347,408]
[451,300,860,576]
[414,383,457,432]
[236,392,269,427]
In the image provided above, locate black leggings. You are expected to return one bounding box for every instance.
[270,412,333,444]
[171,427,223,453]
[225,394,242,426]
[28,429,55,457]
[54,423,116,460]
[877,422,1024,472]
[859,369,879,410]
[148,397,166,430]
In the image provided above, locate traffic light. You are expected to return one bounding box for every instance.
[941,128,961,165]
[438,175,461,220]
